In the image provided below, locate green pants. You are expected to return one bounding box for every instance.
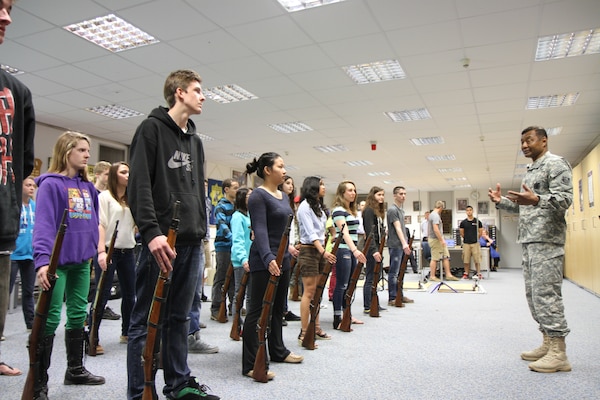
[44,261,90,336]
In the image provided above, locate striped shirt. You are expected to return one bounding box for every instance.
[332,206,359,249]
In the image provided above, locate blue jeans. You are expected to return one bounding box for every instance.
[127,245,200,400]
[188,251,205,335]
[362,249,376,311]
[10,259,36,329]
[333,248,356,314]
[90,248,136,338]
[387,247,402,301]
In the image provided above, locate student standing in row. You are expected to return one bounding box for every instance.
[361,186,386,313]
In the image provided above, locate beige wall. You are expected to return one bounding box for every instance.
[565,142,600,296]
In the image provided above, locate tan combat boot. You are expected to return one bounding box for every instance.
[528,336,572,373]
[520,334,549,361]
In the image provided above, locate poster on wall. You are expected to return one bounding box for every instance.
[207,178,223,225]
[588,170,594,208]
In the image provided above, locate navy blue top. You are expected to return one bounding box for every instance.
[247,187,293,272]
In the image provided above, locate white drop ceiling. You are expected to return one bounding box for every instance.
[5,0,600,193]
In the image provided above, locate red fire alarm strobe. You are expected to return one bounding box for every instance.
[371,141,377,151]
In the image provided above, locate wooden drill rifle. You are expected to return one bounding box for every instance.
[88,220,119,356]
[230,270,249,341]
[142,201,180,400]
[22,210,68,400]
[302,226,343,350]
[394,231,415,308]
[252,214,293,383]
[339,233,372,332]
[217,263,234,323]
[289,257,301,301]
[369,231,386,318]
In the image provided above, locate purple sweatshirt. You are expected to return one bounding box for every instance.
[33,173,99,269]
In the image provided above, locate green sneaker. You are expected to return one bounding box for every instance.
[174,377,220,400]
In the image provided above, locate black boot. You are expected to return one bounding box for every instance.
[333,315,341,330]
[33,334,54,400]
[64,328,105,385]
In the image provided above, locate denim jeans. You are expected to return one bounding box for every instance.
[333,248,356,314]
[90,248,136,338]
[387,247,402,301]
[10,258,36,329]
[362,249,375,311]
[127,245,200,400]
[188,250,205,335]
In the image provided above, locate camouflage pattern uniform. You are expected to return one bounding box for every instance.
[496,152,572,337]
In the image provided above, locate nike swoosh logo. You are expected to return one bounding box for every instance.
[168,157,192,169]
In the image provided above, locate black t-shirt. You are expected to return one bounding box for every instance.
[459,218,482,244]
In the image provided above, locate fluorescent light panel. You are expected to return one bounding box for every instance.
[64,14,159,53]
[527,93,579,109]
[1,64,24,75]
[345,160,373,167]
[367,171,391,177]
[385,108,431,122]
[452,184,472,189]
[205,84,257,104]
[197,133,215,141]
[86,104,143,119]
[410,136,444,146]
[313,144,348,153]
[536,28,600,61]
[343,60,406,84]
[446,177,467,182]
[268,121,313,134]
[231,152,259,160]
[546,126,563,136]
[427,155,456,162]
[277,0,347,12]
[438,167,463,173]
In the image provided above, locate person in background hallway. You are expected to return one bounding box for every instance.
[356,200,366,250]
[420,210,431,268]
[126,69,219,399]
[279,175,301,324]
[34,131,105,397]
[331,180,366,329]
[479,229,500,271]
[361,186,386,314]
[242,152,304,380]
[428,201,459,282]
[459,205,491,280]
[211,178,239,321]
[489,126,572,373]
[9,177,36,332]
[0,0,35,377]
[296,176,334,346]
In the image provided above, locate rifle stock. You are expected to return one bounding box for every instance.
[289,257,301,301]
[88,220,119,356]
[230,271,249,341]
[22,210,68,400]
[302,226,344,350]
[369,232,386,318]
[142,202,180,400]
[217,263,234,323]
[339,234,372,332]
[394,232,414,308]
[252,214,293,383]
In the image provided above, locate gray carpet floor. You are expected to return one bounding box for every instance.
[2,268,599,399]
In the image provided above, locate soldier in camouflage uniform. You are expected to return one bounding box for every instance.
[489,126,572,373]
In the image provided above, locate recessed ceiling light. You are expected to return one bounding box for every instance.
[526,93,579,109]
[446,177,467,181]
[231,152,259,160]
[86,104,143,119]
[438,167,463,173]
[313,144,348,153]
[343,60,406,84]
[385,108,431,122]
[205,84,257,104]
[367,171,391,177]
[409,137,444,146]
[427,155,456,162]
[382,180,394,185]
[546,126,563,136]
[345,160,373,167]
[535,28,600,61]
[268,121,313,134]
[277,0,347,12]
[452,184,471,189]
[0,64,24,75]
[64,14,159,53]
